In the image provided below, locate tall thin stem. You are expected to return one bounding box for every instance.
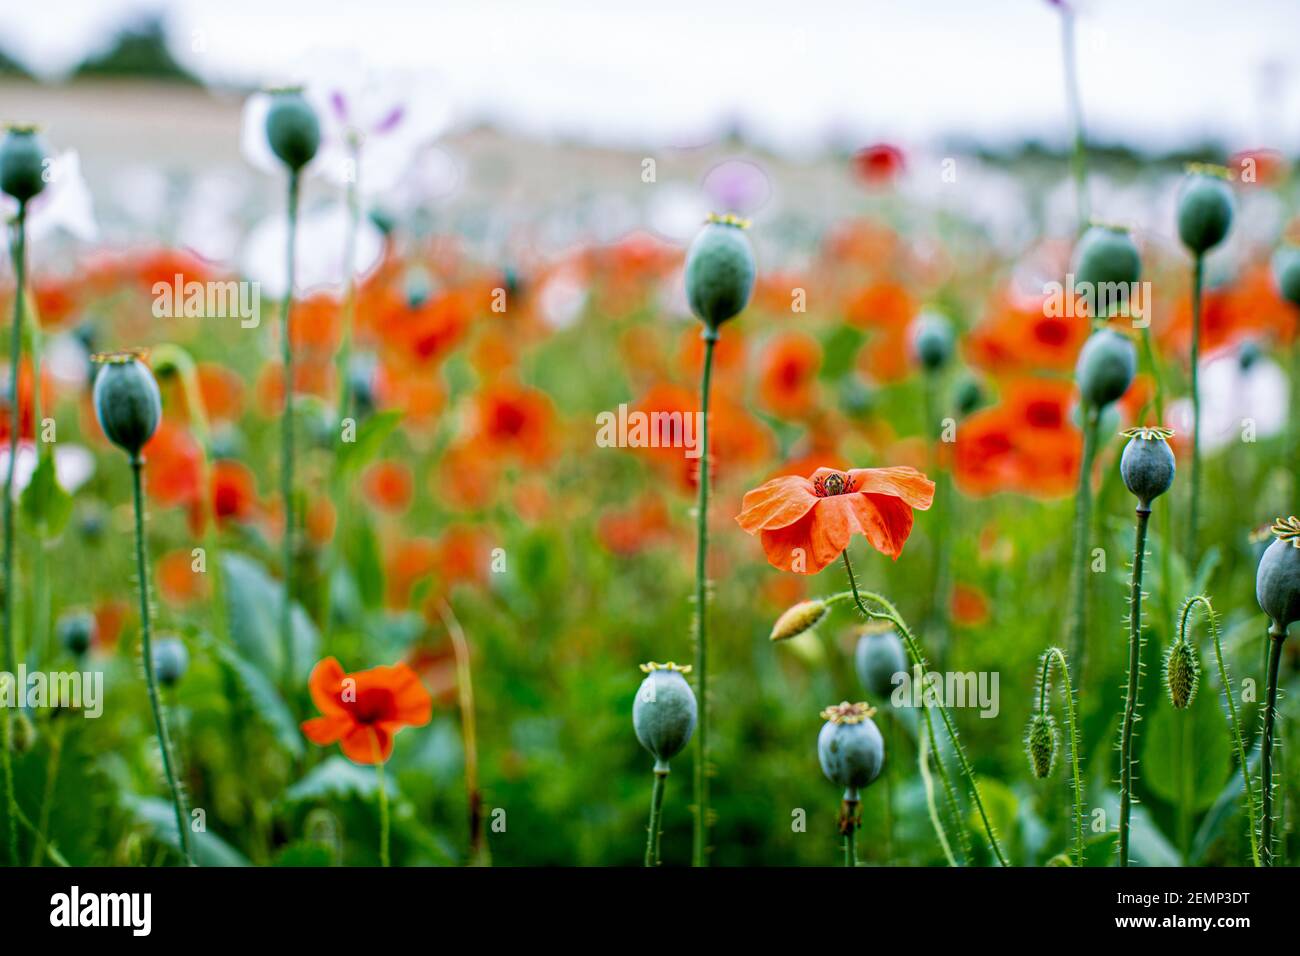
[842,798,858,867]
[645,768,667,867]
[1,201,26,865]
[1068,404,1098,674]
[438,600,487,865]
[1118,507,1150,867]
[691,331,717,867]
[1060,4,1089,231]
[1261,627,1285,865]
[375,756,390,868]
[842,553,1009,866]
[132,456,193,866]
[1187,254,1204,568]
[279,170,301,691]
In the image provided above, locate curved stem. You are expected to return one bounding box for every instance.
[132,456,193,866]
[1261,627,1285,866]
[917,706,958,866]
[438,600,487,865]
[1,202,26,865]
[691,331,717,867]
[1188,255,1203,568]
[645,768,667,867]
[842,554,1009,866]
[1040,646,1085,867]
[1118,507,1150,867]
[1068,404,1098,673]
[279,170,301,691]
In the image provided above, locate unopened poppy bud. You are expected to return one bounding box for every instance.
[1177,165,1234,255]
[0,124,48,203]
[10,710,35,754]
[1119,426,1176,511]
[770,599,828,642]
[1164,640,1200,710]
[91,351,161,458]
[1272,246,1300,307]
[1025,712,1058,779]
[153,637,190,687]
[911,312,954,372]
[57,609,96,657]
[1072,224,1141,296]
[633,662,697,771]
[1075,328,1136,408]
[1257,517,1300,631]
[265,89,321,172]
[817,701,884,800]
[854,623,907,700]
[684,214,756,334]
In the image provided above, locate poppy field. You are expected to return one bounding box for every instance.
[1,5,1300,880]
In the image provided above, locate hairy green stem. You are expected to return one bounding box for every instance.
[30,716,65,866]
[691,331,717,867]
[1038,646,1084,867]
[1188,255,1203,567]
[1118,507,1150,866]
[279,170,301,691]
[1068,404,1098,673]
[917,706,957,866]
[645,768,667,867]
[842,553,1008,866]
[132,457,193,866]
[1261,627,1285,866]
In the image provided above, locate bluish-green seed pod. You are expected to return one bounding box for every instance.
[1119,426,1176,510]
[1272,246,1300,307]
[817,702,884,800]
[684,215,756,332]
[92,353,161,457]
[1176,167,1234,255]
[911,312,954,372]
[153,637,190,687]
[837,375,875,419]
[1072,225,1141,299]
[954,374,984,418]
[1025,712,1058,779]
[57,609,96,657]
[1164,640,1200,710]
[1075,328,1136,408]
[633,662,697,770]
[0,125,48,203]
[1238,339,1260,371]
[264,89,321,172]
[1256,518,1300,631]
[854,626,907,701]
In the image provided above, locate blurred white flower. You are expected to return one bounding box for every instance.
[1,150,98,244]
[241,201,384,300]
[1168,350,1288,453]
[177,172,247,265]
[537,268,587,330]
[0,442,95,499]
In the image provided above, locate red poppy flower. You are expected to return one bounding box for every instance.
[758,332,821,418]
[852,143,906,187]
[300,657,433,765]
[736,465,934,574]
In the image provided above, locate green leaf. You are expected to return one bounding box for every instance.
[283,756,396,806]
[1142,687,1232,813]
[124,795,250,867]
[20,452,72,535]
[274,840,335,866]
[202,634,304,759]
[346,519,384,609]
[220,552,319,685]
[335,409,401,478]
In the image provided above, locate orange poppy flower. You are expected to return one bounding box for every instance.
[736,465,934,574]
[758,331,821,418]
[157,549,209,606]
[212,460,258,527]
[363,460,414,514]
[300,657,432,765]
[951,582,991,627]
[473,382,555,463]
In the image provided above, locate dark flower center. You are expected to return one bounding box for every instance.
[814,472,855,497]
[348,687,396,725]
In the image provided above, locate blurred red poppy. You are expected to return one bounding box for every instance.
[301,657,432,765]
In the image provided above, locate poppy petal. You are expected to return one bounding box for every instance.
[735,475,819,532]
[340,724,393,765]
[307,657,348,717]
[848,466,935,509]
[759,499,854,574]
[301,714,347,745]
[848,492,917,559]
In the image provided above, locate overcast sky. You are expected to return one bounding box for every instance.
[2,0,1296,155]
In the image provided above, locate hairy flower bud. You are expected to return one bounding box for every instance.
[633,662,697,770]
[770,599,828,642]
[1164,640,1200,710]
[1025,712,1058,779]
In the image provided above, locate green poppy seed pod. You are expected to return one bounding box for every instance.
[91,353,162,457]
[1256,517,1300,631]
[954,375,984,418]
[1164,640,1200,710]
[1075,328,1136,408]
[854,626,907,701]
[1072,224,1141,294]
[817,702,884,801]
[153,637,190,687]
[633,662,697,771]
[684,214,756,333]
[1176,168,1234,255]
[770,599,828,642]
[1119,426,1176,511]
[1272,246,1300,308]
[10,710,35,754]
[911,312,954,373]
[57,609,96,657]
[265,89,321,172]
[1025,712,1058,779]
[0,125,49,203]
[1238,339,1261,372]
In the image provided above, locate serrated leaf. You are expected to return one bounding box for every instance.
[282,755,396,806]
[203,634,303,759]
[20,452,72,535]
[220,552,319,684]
